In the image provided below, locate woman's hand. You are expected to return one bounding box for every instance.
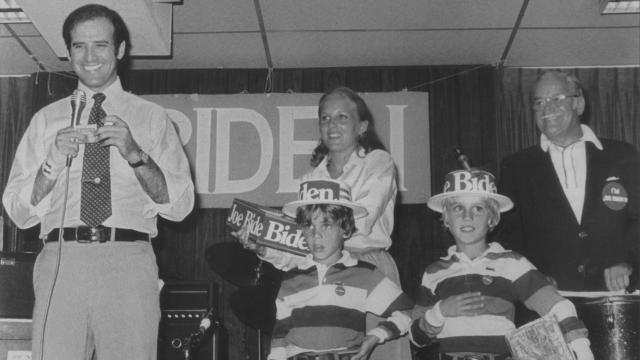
[439,292,485,317]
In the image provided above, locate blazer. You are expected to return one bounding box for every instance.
[497,139,639,291]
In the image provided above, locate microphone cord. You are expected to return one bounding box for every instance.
[38,164,72,360]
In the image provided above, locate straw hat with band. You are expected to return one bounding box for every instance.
[427,169,513,213]
[282,179,368,219]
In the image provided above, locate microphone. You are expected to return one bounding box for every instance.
[170,307,218,351]
[66,90,87,167]
[192,307,218,341]
[455,148,472,171]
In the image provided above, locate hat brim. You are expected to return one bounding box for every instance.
[427,191,514,213]
[282,200,368,219]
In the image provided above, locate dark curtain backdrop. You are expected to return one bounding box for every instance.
[496,67,640,157]
[1,66,638,360]
[0,75,38,252]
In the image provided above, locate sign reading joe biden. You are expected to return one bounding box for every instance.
[142,92,430,208]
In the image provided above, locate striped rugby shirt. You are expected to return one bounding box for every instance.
[410,242,588,354]
[268,251,413,359]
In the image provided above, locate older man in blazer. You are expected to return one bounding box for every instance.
[498,70,639,292]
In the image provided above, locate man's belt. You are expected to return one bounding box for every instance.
[46,227,150,243]
[288,350,358,360]
[441,353,511,360]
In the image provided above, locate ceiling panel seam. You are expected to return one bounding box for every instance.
[253,0,273,69]
[500,0,530,66]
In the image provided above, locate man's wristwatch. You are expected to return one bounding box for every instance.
[128,150,149,168]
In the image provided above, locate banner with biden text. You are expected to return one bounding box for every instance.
[141,92,429,208]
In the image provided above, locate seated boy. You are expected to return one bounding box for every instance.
[268,179,413,360]
[410,169,594,360]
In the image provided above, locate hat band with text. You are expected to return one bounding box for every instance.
[298,180,352,202]
[442,170,498,194]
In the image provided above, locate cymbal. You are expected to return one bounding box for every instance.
[230,285,279,333]
[205,242,280,287]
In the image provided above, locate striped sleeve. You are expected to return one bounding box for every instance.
[267,344,287,360]
[515,258,589,344]
[513,267,558,306]
[365,270,414,341]
[269,316,290,360]
[409,272,443,347]
[366,276,414,316]
[272,297,294,342]
[548,299,589,343]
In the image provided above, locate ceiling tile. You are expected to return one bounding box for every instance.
[173,0,259,33]
[0,37,41,74]
[131,33,266,69]
[261,0,523,30]
[268,30,511,68]
[505,28,640,67]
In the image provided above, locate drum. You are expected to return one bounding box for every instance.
[569,295,640,360]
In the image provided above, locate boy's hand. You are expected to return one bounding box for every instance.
[440,292,485,317]
[350,335,378,360]
[569,338,594,360]
[229,223,266,256]
[231,224,253,249]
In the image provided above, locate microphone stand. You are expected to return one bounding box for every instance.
[180,335,196,360]
[170,332,199,360]
[170,315,219,360]
[181,342,193,360]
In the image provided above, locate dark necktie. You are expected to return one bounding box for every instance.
[80,93,112,227]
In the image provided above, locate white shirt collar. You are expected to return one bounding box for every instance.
[319,147,367,173]
[77,77,123,103]
[444,242,505,262]
[540,124,603,152]
[299,250,358,270]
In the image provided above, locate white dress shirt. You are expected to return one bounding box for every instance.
[540,124,603,223]
[2,78,194,237]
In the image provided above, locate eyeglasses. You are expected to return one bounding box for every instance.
[532,94,580,110]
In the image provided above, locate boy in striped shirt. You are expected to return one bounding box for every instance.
[268,179,413,360]
[410,169,593,360]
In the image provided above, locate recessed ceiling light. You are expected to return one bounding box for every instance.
[0,0,29,23]
[600,0,640,14]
